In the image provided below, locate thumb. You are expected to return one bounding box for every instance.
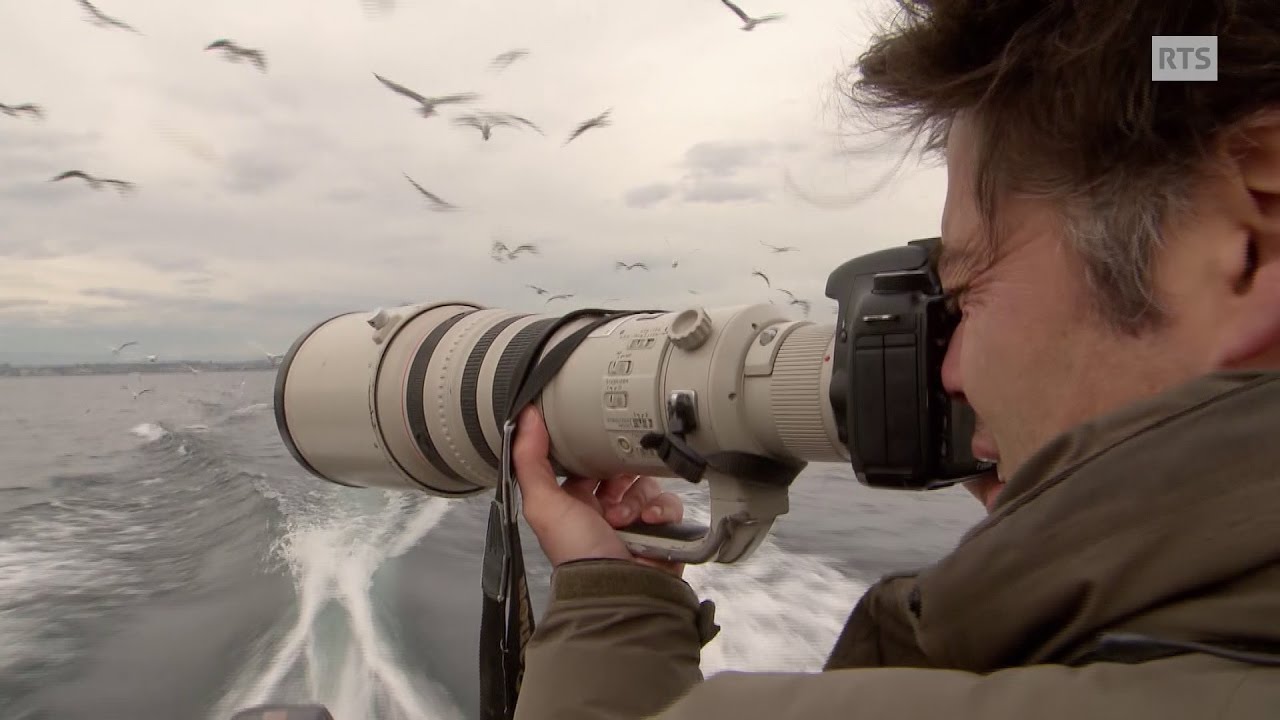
[512,405,559,501]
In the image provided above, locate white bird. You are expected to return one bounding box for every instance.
[452,112,542,141]
[491,241,539,262]
[403,173,457,211]
[666,240,700,268]
[526,284,550,295]
[719,0,785,31]
[182,364,201,374]
[490,49,529,71]
[760,241,798,253]
[374,73,478,118]
[146,355,157,363]
[76,0,141,34]
[565,109,612,145]
[248,341,283,366]
[51,170,134,194]
[205,39,267,72]
[0,103,43,120]
[109,340,139,355]
[615,261,648,271]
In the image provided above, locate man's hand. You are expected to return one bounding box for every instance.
[513,405,686,577]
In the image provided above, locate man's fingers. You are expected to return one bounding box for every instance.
[603,476,673,526]
[639,492,684,524]
[561,476,602,510]
[512,405,559,501]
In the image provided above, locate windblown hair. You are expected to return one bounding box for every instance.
[846,1,1280,331]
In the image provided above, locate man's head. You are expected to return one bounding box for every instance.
[848,0,1280,509]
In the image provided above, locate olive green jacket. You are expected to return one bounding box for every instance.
[513,371,1280,719]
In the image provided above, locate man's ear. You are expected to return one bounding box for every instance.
[1217,110,1280,369]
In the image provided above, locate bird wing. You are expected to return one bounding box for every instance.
[755,13,785,23]
[752,270,771,287]
[633,263,649,270]
[452,115,485,130]
[245,49,267,71]
[777,288,795,300]
[494,113,543,134]
[510,243,538,256]
[614,262,626,270]
[546,294,573,303]
[205,39,234,50]
[491,49,528,69]
[565,110,611,145]
[428,93,480,106]
[526,285,547,293]
[52,170,92,182]
[10,103,43,118]
[101,179,135,192]
[374,73,429,104]
[719,0,751,23]
[491,241,510,254]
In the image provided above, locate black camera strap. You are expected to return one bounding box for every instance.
[479,309,662,720]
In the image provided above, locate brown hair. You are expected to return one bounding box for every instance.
[844,0,1280,332]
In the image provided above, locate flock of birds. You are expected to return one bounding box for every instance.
[7,0,820,374]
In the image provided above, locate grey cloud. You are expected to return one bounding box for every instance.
[681,180,769,204]
[222,148,302,195]
[127,251,209,273]
[623,183,674,208]
[0,298,48,310]
[0,236,64,259]
[80,287,158,303]
[682,141,778,179]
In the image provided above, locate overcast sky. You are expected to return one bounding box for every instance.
[0,0,947,364]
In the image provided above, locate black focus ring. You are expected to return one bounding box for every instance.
[491,318,558,431]
[461,315,526,470]
[406,310,476,482]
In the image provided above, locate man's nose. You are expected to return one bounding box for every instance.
[941,321,966,400]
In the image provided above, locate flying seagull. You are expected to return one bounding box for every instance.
[545,293,574,304]
[452,112,542,140]
[146,354,158,363]
[615,261,649,271]
[76,0,141,33]
[775,288,796,301]
[491,241,539,262]
[751,269,771,288]
[374,73,478,118]
[129,387,153,400]
[52,170,135,194]
[665,239,699,268]
[789,298,812,316]
[205,39,267,72]
[565,109,612,145]
[0,103,43,120]
[526,284,550,295]
[109,340,139,355]
[403,173,457,211]
[249,341,283,366]
[490,49,529,71]
[759,241,798,253]
[359,0,396,17]
[719,0,785,31]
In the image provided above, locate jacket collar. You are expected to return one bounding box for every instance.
[913,371,1280,671]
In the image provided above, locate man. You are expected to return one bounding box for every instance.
[511,0,1280,717]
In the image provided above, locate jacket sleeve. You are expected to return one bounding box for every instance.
[513,560,1274,720]
[513,559,719,720]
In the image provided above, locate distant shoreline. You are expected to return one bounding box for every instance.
[0,360,279,377]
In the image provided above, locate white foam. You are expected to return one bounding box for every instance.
[129,422,168,442]
[679,503,867,676]
[212,491,462,720]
